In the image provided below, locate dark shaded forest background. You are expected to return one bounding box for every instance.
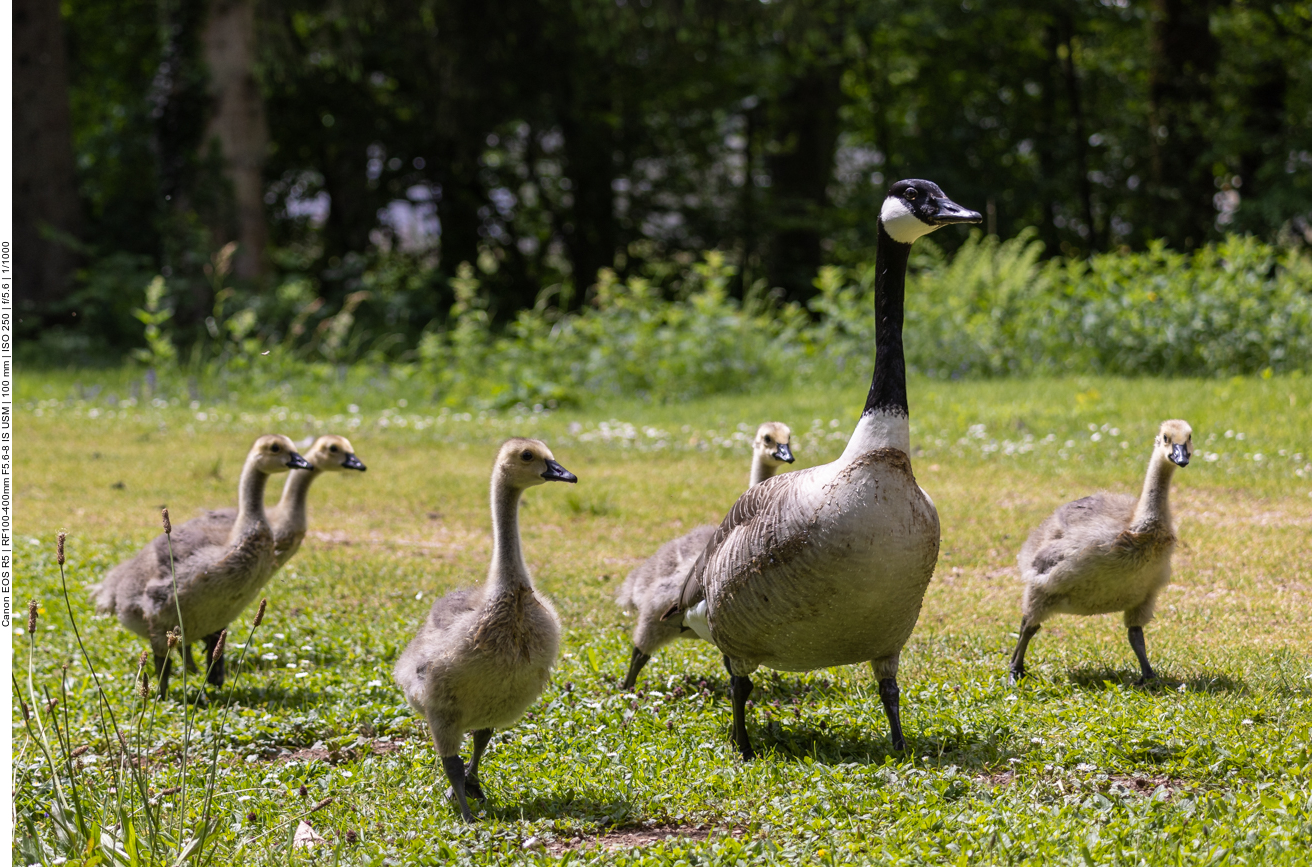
[15,0,1312,364]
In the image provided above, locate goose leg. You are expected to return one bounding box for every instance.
[441,755,476,823]
[184,645,199,674]
[723,655,756,761]
[202,631,226,687]
[622,646,652,691]
[464,729,493,802]
[154,652,173,700]
[1127,626,1157,685]
[878,677,906,752]
[1009,620,1042,684]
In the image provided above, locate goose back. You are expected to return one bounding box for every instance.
[1020,492,1175,618]
[682,446,938,672]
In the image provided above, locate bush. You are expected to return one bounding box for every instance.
[58,235,1312,409]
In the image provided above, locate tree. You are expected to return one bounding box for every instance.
[14,0,83,313]
[202,0,271,281]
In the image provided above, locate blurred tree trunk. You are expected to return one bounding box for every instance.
[13,0,83,313]
[560,95,617,309]
[1236,59,1286,205]
[202,0,269,281]
[1147,0,1221,248]
[764,62,843,304]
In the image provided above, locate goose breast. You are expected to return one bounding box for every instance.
[700,448,939,671]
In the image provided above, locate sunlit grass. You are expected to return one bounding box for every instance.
[13,372,1312,864]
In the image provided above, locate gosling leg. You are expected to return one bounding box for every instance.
[1009,620,1042,684]
[464,729,493,802]
[724,655,756,761]
[1127,626,1157,685]
[202,631,226,687]
[622,646,652,691]
[878,677,906,752]
[441,755,475,823]
[154,652,173,700]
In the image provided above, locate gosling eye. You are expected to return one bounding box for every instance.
[329,445,339,453]
[764,436,773,445]
[521,450,534,462]
[271,444,281,453]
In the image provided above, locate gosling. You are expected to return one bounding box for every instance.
[394,438,577,823]
[616,422,795,689]
[182,434,366,676]
[1009,420,1193,684]
[93,435,311,696]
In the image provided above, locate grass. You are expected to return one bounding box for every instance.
[13,371,1312,865]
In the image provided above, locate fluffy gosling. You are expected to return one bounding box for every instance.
[393,438,577,822]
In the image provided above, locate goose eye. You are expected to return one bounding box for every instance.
[521,450,534,462]
[905,188,917,200]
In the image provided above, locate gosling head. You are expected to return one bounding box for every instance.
[880,179,982,245]
[496,438,578,490]
[1155,420,1193,468]
[305,435,367,472]
[249,435,311,474]
[753,422,795,468]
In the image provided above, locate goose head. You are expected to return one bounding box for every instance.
[753,422,795,468]
[496,438,578,490]
[305,435,367,472]
[880,179,982,245]
[250,435,312,473]
[1155,420,1193,468]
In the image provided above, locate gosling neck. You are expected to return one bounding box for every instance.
[749,453,781,487]
[1130,450,1177,532]
[272,466,321,535]
[233,456,273,534]
[487,474,532,593]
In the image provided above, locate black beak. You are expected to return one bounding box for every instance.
[1169,443,1190,467]
[931,197,983,226]
[286,452,313,470]
[342,453,367,471]
[773,443,795,464]
[541,459,578,483]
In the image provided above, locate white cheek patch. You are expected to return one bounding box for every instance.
[881,197,936,244]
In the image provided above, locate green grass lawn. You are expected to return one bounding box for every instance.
[13,372,1312,865]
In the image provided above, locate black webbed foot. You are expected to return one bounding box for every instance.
[442,755,476,823]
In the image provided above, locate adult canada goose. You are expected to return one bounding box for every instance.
[394,438,577,823]
[1009,420,1193,685]
[617,422,795,689]
[180,434,366,676]
[665,180,980,759]
[93,435,311,696]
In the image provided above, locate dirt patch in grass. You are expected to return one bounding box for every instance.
[979,769,1178,798]
[1178,488,1312,529]
[542,824,745,853]
[274,739,408,764]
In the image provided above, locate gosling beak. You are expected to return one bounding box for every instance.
[773,443,795,464]
[1169,443,1190,467]
[286,452,313,470]
[541,460,578,483]
[931,197,983,226]
[342,453,367,471]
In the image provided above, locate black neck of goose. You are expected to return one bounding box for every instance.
[862,224,912,418]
